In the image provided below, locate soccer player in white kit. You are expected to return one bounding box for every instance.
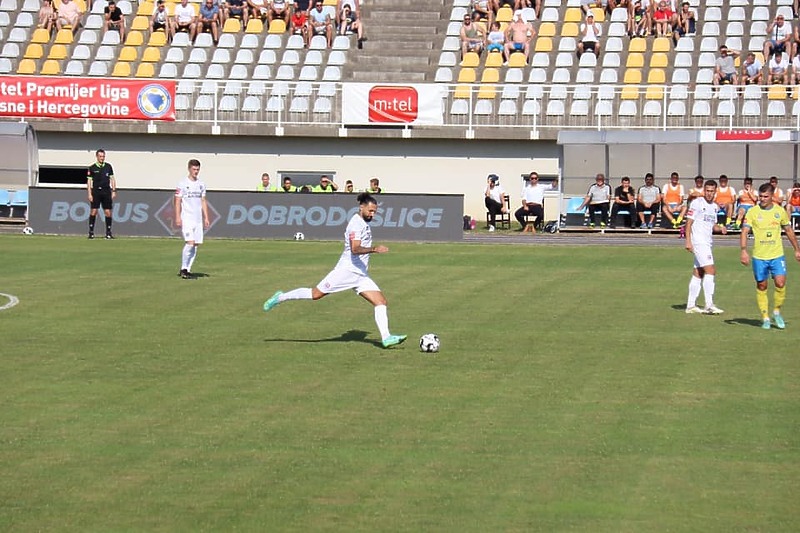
[263,192,407,348]
[174,159,210,280]
[684,179,727,314]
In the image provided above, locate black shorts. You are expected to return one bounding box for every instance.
[91,190,113,210]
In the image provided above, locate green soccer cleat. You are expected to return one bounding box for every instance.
[381,334,407,348]
[263,291,283,312]
[762,318,771,330]
[773,312,786,330]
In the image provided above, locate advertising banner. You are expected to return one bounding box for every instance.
[28,188,464,241]
[0,76,175,121]
[699,130,791,143]
[342,83,446,126]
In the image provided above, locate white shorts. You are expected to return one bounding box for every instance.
[317,267,380,295]
[182,222,204,244]
[693,244,714,268]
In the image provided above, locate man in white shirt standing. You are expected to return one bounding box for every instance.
[685,179,726,315]
[175,159,210,280]
[263,193,407,349]
[577,13,601,58]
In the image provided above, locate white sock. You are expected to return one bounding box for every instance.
[280,288,312,302]
[181,243,193,270]
[687,275,701,308]
[374,304,390,340]
[702,274,715,307]
[186,245,197,271]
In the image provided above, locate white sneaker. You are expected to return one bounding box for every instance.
[488,225,495,232]
[685,306,704,314]
[704,305,724,315]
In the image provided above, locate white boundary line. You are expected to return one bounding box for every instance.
[0,293,20,311]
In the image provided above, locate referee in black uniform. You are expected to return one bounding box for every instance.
[86,149,117,239]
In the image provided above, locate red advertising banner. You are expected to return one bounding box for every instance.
[0,76,175,121]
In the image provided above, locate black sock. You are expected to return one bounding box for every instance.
[89,215,96,233]
[106,217,112,233]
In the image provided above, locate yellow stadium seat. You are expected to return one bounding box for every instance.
[54,28,74,44]
[650,53,668,68]
[499,22,508,33]
[223,18,241,33]
[461,52,480,67]
[477,84,497,99]
[623,68,642,84]
[621,85,639,100]
[457,67,476,83]
[591,7,605,22]
[481,68,500,83]
[322,0,336,4]
[135,63,155,78]
[141,46,161,62]
[137,1,154,15]
[17,59,36,74]
[645,85,664,100]
[768,85,787,100]
[118,46,138,62]
[474,20,487,34]
[40,59,60,75]
[652,37,670,53]
[647,68,665,84]
[131,16,149,31]
[454,85,472,99]
[626,52,644,68]
[124,31,144,46]
[47,44,68,60]
[508,54,527,68]
[534,37,552,52]
[497,6,512,22]
[538,22,555,37]
[485,53,503,68]
[267,19,285,33]
[147,32,167,46]
[112,62,131,77]
[755,52,765,64]
[247,19,264,33]
[23,43,44,60]
[564,7,581,22]
[31,28,51,44]
[793,86,800,100]
[734,57,740,68]
[629,38,646,53]
[561,22,578,37]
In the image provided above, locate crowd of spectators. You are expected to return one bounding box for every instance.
[257,174,384,193]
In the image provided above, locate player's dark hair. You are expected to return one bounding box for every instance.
[704,180,718,189]
[744,177,753,184]
[96,149,105,156]
[759,183,775,194]
[719,174,728,180]
[188,158,201,168]
[645,172,654,179]
[357,192,377,205]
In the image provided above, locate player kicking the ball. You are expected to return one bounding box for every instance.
[685,179,726,315]
[263,192,407,348]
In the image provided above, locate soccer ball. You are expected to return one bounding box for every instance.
[293,232,305,241]
[22,226,33,235]
[419,333,440,353]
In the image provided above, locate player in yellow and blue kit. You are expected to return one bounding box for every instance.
[740,182,800,329]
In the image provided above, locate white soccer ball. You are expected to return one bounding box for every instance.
[419,333,440,353]
[22,226,33,235]
[293,232,305,241]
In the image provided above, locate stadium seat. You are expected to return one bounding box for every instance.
[602,53,620,68]
[667,101,686,117]
[188,48,207,63]
[234,49,254,64]
[457,67,475,83]
[691,101,711,117]
[40,59,60,75]
[461,51,479,67]
[522,99,540,116]
[621,86,638,100]
[555,52,573,68]
[124,31,144,46]
[258,49,276,64]
[647,69,665,84]
[9,189,27,218]
[643,101,661,117]
[607,22,626,37]
[539,22,555,37]
[531,52,549,68]
[247,19,264,33]
[561,22,578,37]
[534,37,552,52]
[700,37,718,52]
[629,38,646,53]
[48,44,67,60]
[276,65,294,80]
[525,84,543,100]
[650,53,668,68]
[112,61,131,77]
[743,101,762,117]
[182,63,202,78]
[174,94,190,111]
[695,69,714,84]
[474,99,493,115]
[14,11,33,26]
[194,95,214,111]
[767,100,785,117]
[158,63,177,78]
[599,69,617,84]
[626,52,644,68]
[619,101,637,117]
[299,65,317,81]
[0,57,14,74]
[434,68,452,83]
[645,85,664,100]
[670,85,688,100]
[211,48,231,64]
[485,52,503,68]
[675,38,694,53]
[508,53,526,68]
[504,68,523,83]
[716,101,735,117]
[252,65,271,79]
[88,60,108,76]
[223,80,242,95]
[652,37,670,53]
[289,96,308,113]
[23,43,43,59]
[564,7,581,22]
[694,85,713,100]
[575,69,594,84]
[718,85,736,101]
[247,81,267,96]
[501,84,520,99]
[118,46,138,62]
[546,100,564,117]
[30,27,49,43]
[332,35,350,50]
[769,85,788,100]
[228,64,247,79]
[623,68,641,84]
[328,50,345,66]
[552,68,570,83]
[135,63,154,77]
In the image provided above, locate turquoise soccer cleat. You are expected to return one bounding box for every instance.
[773,312,786,330]
[381,334,407,348]
[263,291,283,312]
[761,318,771,330]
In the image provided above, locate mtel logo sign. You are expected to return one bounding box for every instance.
[715,129,773,141]
[368,86,418,123]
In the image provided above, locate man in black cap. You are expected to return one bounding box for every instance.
[484,174,507,231]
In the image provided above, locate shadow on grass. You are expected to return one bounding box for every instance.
[724,317,769,328]
[264,329,382,347]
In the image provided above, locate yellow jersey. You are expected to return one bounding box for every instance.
[744,204,790,260]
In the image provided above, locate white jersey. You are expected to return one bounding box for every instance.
[174,3,195,23]
[485,184,505,203]
[686,197,718,247]
[521,183,550,205]
[335,213,372,275]
[175,176,206,224]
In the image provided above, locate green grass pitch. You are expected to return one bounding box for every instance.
[1,234,799,532]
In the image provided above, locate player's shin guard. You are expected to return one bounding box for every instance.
[756,288,769,319]
[89,214,96,233]
[186,245,197,271]
[105,216,112,233]
[280,288,313,301]
[702,274,715,306]
[374,304,390,340]
[774,285,786,311]
[687,275,702,308]
[181,243,193,270]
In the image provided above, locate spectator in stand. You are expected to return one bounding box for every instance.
[576,12,601,59]
[770,176,787,207]
[611,176,637,228]
[661,171,687,229]
[309,1,333,48]
[741,52,764,85]
[290,1,309,43]
[628,0,648,38]
[687,174,705,203]
[486,21,506,62]
[460,12,485,57]
[104,0,125,39]
[173,0,198,40]
[281,176,298,192]
[56,0,83,34]
[515,0,541,19]
[733,177,757,229]
[787,182,800,218]
[577,173,612,228]
[713,45,739,87]
[150,0,174,42]
[257,172,280,192]
[764,14,792,65]
[312,174,339,193]
[768,52,790,85]
[792,51,800,85]
[224,0,250,31]
[652,1,673,38]
[38,0,57,33]
[504,10,534,62]
[267,0,289,27]
[198,0,220,44]
[484,174,507,231]
[338,4,364,49]
[344,180,355,193]
[366,178,383,193]
[248,0,269,23]
[637,173,662,229]
[471,0,497,27]
[672,1,695,41]
[714,174,737,228]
